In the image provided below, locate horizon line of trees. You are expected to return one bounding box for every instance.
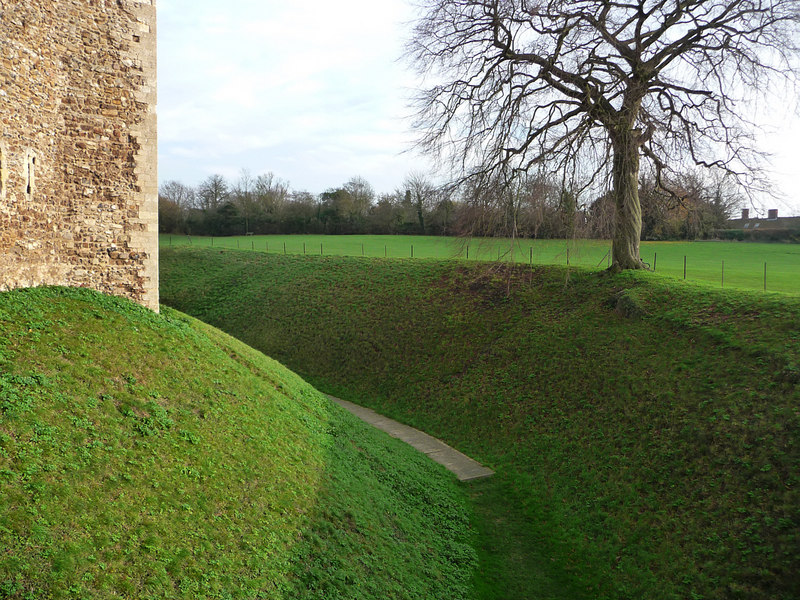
[159,168,743,241]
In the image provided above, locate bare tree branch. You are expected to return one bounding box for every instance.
[407,0,800,269]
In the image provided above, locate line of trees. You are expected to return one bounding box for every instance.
[158,168,742,241]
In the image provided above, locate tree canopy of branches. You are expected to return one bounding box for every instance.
[408,0,800,270]
[197,174,229,212]
[157,168,742,239]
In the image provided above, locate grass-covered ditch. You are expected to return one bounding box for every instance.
[0,286,475,599]
[161,247,800,600]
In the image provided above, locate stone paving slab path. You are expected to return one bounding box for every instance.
[328,396,494,482]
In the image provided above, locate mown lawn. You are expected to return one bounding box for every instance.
[160,234,800,294]
[0,286,476,599]
[161,247,800,600]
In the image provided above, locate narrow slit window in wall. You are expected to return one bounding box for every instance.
[25,152,36,199]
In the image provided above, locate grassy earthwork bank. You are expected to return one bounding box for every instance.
[0,287,475,599]
[159,233,800,294]
[161,246,800,600]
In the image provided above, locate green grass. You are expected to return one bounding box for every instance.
[160,234,800,294]
[161,247,800,600]
[0,286,476,599]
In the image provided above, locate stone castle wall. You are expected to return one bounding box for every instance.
[0,0,158,311]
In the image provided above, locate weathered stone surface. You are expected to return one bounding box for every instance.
[0,0,158,311]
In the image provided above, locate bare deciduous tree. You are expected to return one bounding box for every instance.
[343,176,376,221]
[158,180,196,234]
[197,174,229,212]
[232,169,257,234]
[254,172,290,216]
[159,180,196,210]
[403,171,437,233]
[639,168,745,239]
[407,0,800,270]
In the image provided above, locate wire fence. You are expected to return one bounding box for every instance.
[161,234,798,295]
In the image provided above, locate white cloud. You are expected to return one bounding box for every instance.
[158,0,426,193]
[158,0,800,212]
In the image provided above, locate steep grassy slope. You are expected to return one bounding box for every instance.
[161,247,800,600]
[0,286,475,599]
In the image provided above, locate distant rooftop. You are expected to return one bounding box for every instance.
[726,209,800,231]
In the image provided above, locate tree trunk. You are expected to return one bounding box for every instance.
[610,128,645,271]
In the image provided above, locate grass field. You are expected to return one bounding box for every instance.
[0,287,475,599]
[159,234,800,294]
[161,247,800,600]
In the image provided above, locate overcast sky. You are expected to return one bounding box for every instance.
[158,0,800,215]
